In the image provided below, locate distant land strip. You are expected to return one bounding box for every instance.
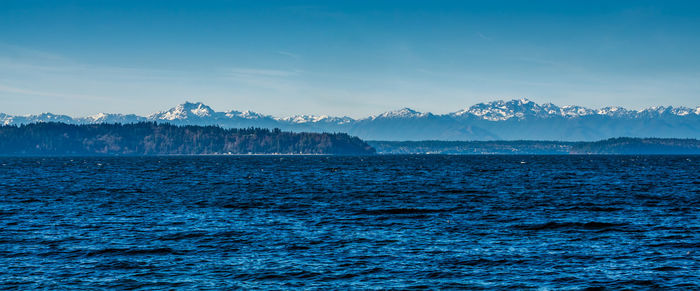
[368,138,700,155]
[1,122,699,156]
[0,122,376,156]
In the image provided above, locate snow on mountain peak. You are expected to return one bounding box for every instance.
[597,106,632,117]
[279,114,355,124]
[181,102,214,117]
[0,114,12,126]
[518,98,532,104]
[240,110,264,119]
[282,114,326,123]
[84,113,109,123]
[35,113,73,121]
[1,100,699,129]
[190,104,213,117]
[456,99,549,121]
[670,107,692,116]
[152,102,214,120]
[560,105,595,117]
[225,110,264,119]
[374,108,425,119]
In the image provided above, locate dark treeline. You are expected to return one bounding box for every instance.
[569,137,700,154]
[369,138,700,154]
[0,122,376,155]
[368,140,572,154]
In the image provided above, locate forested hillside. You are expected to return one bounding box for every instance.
[0,122,376,155]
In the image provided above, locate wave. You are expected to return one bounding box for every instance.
[515,221,629,231]
[357,208,452,215]
[85,247,183,256]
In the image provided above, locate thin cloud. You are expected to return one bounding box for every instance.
[0,44,194,81]
[0,84,114,101]
[476,32,492,41]
[0,84,48,95]
[277,51,301,59]
[229,68,302,77]
[224,68,305,93]
[0,43,69,62]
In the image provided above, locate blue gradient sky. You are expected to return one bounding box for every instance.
[1,0,699,117]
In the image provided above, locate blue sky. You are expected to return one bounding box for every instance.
[1,0,699,117]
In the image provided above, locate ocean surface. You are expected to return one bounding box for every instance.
[0,156,698,289]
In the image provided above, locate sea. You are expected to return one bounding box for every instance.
[0,155,698,289]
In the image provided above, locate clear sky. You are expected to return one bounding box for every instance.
[1,0,699,117]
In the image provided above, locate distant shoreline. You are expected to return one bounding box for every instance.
[368,138,700,155]
[0,122,376,156]
[1,122,699,156]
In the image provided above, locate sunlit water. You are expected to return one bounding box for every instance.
[0,156,698,289]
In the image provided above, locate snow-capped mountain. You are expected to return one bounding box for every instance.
[559,105,595,118]
[145,102,279,128]
[280,114,354,124]
[2,99,699,141]
[452,98,555,120]
[149,102,218,121]
[370,108,429,120]
[76,113,146,124]
[1,113,74,125]
[450,98,658,120]
[226,110,266,120]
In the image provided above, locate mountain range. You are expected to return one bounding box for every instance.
[2,99,699,141]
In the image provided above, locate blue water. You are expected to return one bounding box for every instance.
[0,156,698,289]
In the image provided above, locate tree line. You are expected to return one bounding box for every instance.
[0,122,376,155]
[368,138,700,154]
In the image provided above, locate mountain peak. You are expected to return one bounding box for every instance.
[84,112,109,123]
[282,114,327,123]
[454,98,549,121]
[180,101,214,117]
[518,98,533,104]
[374,107,425,119]
[225,109,266,119]
[151,101,215,120]
[596,106,632,117]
